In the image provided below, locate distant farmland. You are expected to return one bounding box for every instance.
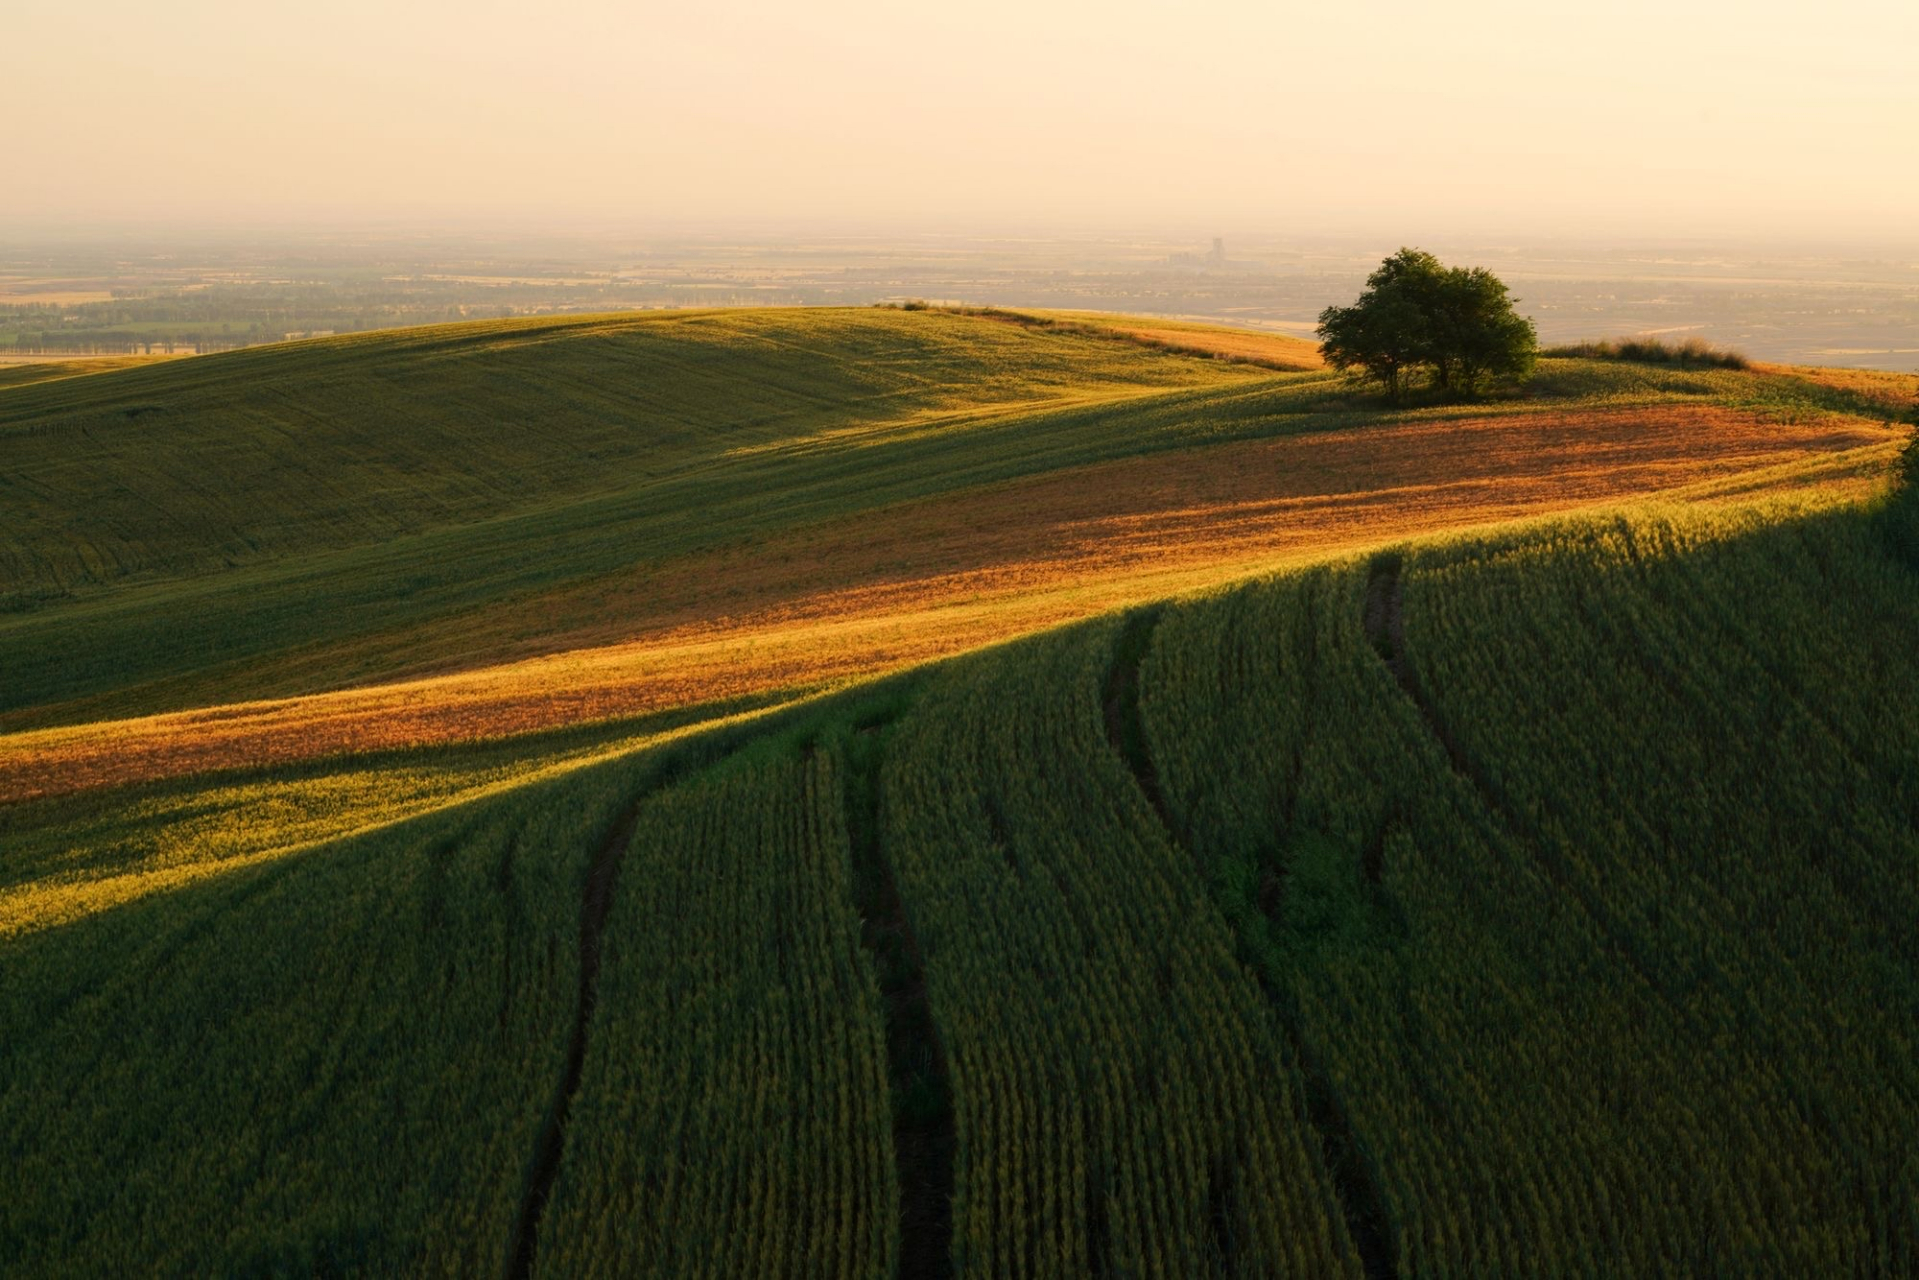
[3,307,1916,1275]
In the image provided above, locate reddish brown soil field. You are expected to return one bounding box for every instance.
[0,404,1899,801]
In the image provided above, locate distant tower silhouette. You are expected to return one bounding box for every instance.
[1209,237,1225,265]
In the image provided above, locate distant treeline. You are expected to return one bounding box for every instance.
[0,334,247,356]
[0,283,527,353]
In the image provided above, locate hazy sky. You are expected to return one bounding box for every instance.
[14,0,1918,240]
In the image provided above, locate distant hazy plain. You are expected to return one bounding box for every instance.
[3,231,1915,372]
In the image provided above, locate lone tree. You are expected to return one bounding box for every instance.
[1318,248,1537,400]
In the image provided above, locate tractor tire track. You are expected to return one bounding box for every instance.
[1102,608,1398,1280]
[503,804,636,1280]
[504,742,741,1279]
[841,724,956,1280]
[1362,553,1677,1011]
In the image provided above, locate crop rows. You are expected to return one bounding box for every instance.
[0,745,645,1275]
[1138,498,1919,1274]
[880,625,1359,1276]
[1405,503,1919,1271]
[532,748,896,1278]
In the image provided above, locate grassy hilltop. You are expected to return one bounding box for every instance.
[3,307,1917,1275]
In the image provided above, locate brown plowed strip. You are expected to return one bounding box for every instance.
[0,405,1898,801]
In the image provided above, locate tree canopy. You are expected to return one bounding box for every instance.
[1318,248,1537,399]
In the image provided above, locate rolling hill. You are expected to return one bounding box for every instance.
[3,307,1916,1276]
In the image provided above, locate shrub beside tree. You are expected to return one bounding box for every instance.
[1544,335,1747,369]
[1887,417,1919,567]
[1318,248,1538,400]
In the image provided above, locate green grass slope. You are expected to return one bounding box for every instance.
[0,307,1319,725]
[0,308,1251,598]
[6,307,1896,733]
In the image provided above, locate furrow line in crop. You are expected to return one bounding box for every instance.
[1102,608,1395,1280]
[1361,552,1669,1008]
[502,803,635,1280]
[504,742,738,1279]
[842,721,956,1279]
[1360,554,1475,780]
[1101,607,1174,837]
